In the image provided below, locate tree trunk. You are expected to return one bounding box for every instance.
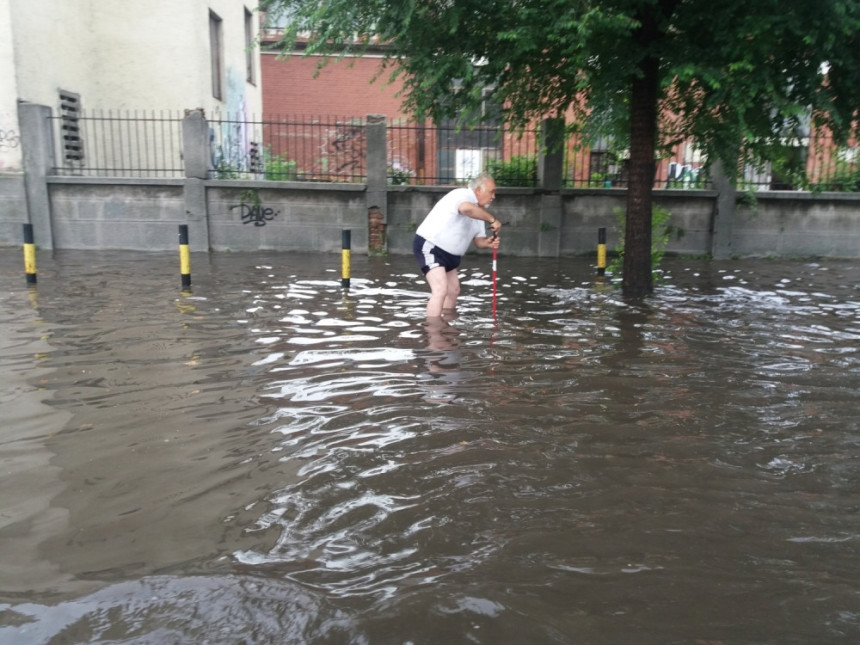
[622,0,682,299]
[622,53,659,299]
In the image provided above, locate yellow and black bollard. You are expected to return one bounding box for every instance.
[23,223,37,286]
[596,227,607,276]
[178,225,191,290]
[341,229,351,289]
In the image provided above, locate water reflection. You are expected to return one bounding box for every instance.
[420,317,463,403]
[0,251,858,643]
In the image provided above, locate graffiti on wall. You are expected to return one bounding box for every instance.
[0,110,21,170]
[211,120,252,178]
[208,91,264,179]
[317,123,365,179]
[230,202,280,227]
[0,128,20,152]
[666,161,702,187]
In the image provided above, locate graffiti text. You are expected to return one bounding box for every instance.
[231,203,280,227]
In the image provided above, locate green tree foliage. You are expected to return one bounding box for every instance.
[261,0,860,297]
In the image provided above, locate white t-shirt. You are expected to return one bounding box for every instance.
[415,187,488,256]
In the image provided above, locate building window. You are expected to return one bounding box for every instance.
[245,8,256,85]
[58,90,83,166]
[588,135,626,187]
[209,11,223,100]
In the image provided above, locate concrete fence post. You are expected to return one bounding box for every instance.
[182,110,210,180]
[365,114,388,253]
[538,117,565,257]
[181,110,211,251]
[710,160,736,259]
[538,117,565,191]
[18,102,56,249]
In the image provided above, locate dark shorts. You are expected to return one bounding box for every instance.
[413,235,461,274]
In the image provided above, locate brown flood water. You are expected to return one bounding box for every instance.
[1,249,859,644]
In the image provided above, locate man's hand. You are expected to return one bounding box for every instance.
[476,235,500,250]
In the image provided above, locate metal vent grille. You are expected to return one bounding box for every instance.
[58,90,83,164]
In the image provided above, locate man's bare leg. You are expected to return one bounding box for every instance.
[441,269,461,316]
[425,266,450,318]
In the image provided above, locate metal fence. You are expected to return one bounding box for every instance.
[386,121,712,189]
[386,121,540,186]
[50,110,185,178]
[564,135,710,190]
[209,114,367,182]
[47,111,859,192]
[742,130,860,192]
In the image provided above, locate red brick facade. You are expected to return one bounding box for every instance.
[260,48,853,190]
[261,52,410,121]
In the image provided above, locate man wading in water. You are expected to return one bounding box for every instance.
[413,173,502,318]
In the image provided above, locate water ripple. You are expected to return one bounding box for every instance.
[3,252,859,642]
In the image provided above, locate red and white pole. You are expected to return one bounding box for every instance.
[491,235,498,316]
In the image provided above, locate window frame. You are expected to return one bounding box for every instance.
[244,7,256,86]
[209,10,224,100]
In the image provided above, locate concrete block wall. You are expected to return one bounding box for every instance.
[387,188,716,259]
[206,184,367,252]
[5,102,860,260]
[653,193,716,256]
[48,180,185,251]
[733,193,860,258]
[9,176,860,261]
[0,174,27,246]
[560,192,627,257]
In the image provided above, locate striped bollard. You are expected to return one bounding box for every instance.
[23,224,37,286]
[178,225,191,290]
[341,229,351,289]
[597,227,607,276]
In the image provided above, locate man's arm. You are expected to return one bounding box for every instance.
[460,202,502,235]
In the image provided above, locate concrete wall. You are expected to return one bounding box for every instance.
[4,175,860,260]
[0,174,27,243]
[47,179,185,251]
[7,0,261,117]
[0,0,21,172]
[206,184,368,252]
[4,106,860,261]
[383,187,716,258]
[33,179,368,254]
[6,0,88,112]
[733,193,860,258]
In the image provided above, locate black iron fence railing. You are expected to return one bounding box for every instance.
[50,110,185,178]
[46,111,858,192]
[384,122,713,189]
[210,115,367,183]
[386,121,541,186]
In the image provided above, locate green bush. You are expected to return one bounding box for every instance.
[213,161,240,179]
[608,204,674,280]
[264,149,298,181]
[388,165,413,185]
[813,159,860,192]
[485,154,538,187]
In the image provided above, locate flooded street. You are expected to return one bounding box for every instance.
[1,249,858,643]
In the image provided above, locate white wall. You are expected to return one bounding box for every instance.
[0,0,22,171]
[7,0,261,116]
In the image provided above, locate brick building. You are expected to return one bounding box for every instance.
[258,30,854,191]
[261,47,410,120]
